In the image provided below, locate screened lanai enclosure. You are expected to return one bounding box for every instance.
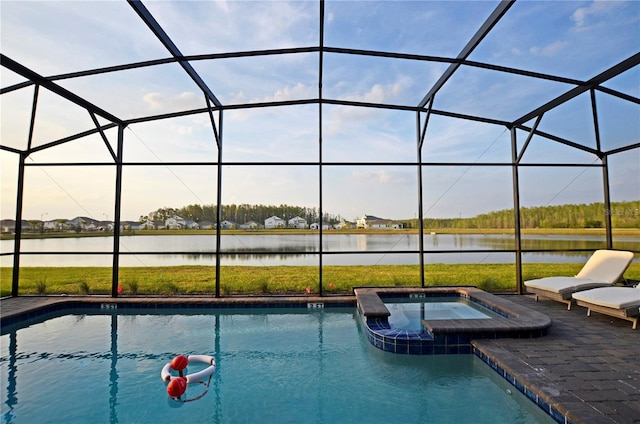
[1,0,638,297]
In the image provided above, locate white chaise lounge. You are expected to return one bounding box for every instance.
[573,285,640,330]
[524,249,634,310]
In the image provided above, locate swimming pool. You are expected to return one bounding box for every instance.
[1,307,554,423]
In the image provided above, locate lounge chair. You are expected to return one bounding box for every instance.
[524,249,634,310]
[573,285,640,330]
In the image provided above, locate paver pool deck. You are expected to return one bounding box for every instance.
[1,293,639,423]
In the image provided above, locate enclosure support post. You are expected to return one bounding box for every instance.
[590,89,613,249]
[10,153,26,297]
[601,156,613,249]
[111,125,125,297]
[11,84,40,296]
[318,0,325,296]
[416,104,431,287]
[214,110,223,298]
[510,127,523,294]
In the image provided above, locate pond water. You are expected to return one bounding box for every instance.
[1,233,638,267]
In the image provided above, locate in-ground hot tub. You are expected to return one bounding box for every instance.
[355,287,551,355]
[386,295,505,331]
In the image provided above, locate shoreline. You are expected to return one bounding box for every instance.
[3,227,639,240]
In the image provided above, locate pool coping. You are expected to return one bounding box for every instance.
[473,344,571,424]
[0,295,356,328]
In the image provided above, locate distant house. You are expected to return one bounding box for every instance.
[199,221,215,230]
[310,222,331,230]
[145,220,165,230]
[97,221,114,231]
[219,220,236,230]
[335,220,354,229]
[184,219,199,229]
[163,216,200,229]
[356,214,404,229]
[165,216,186,229]
[368,219,390,229]
[43,220,59,231]
[287,216,307,229]
[137,218,159,229]
[356,215,381,229]
[136,220,152,230]
[1,219,15,234]
[122,221,143,230]
[240,220,259,230]
[265,216,285,229]
[67,216,100,231]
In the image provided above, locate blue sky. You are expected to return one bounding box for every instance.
[1,0,638,222]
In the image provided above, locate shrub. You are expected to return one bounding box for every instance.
[78,281,90,295]
[162,280,180,295]
[258,278,269,294]
[126,278,139,295]
[36,277,47,294]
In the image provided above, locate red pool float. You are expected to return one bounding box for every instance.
[166,377,187,399]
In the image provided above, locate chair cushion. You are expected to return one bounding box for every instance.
[576,249,634,284]
[573,287,640,309]
[524,277,610,296]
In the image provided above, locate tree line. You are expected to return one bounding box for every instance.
[144,200,638,229]
[143,204,345,226]
[420,201,639,229]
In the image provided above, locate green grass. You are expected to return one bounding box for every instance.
[2,262,638,297]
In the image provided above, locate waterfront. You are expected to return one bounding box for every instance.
[2,233,638,267]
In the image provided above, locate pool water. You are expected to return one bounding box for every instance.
[1,308,553,423]
[385,297,502,331]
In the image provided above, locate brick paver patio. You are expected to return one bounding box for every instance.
[473,294,640,424]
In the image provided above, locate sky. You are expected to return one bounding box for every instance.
[1,0,639,223]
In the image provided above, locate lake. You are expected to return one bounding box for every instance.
[1,233,638,267]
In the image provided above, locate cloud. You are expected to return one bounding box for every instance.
[344,77,410,104]
[324,76,412,135]
[142,91,202,111]
[174,125,193,136]
[151,0,317,53]
[254,82,315,103]
[350,169,408,185]
[529,41,569,57]
[248,2,316,48]
[570,1,622,32]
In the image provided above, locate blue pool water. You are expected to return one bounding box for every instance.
[1,308,553,423]
[385,297,502,331]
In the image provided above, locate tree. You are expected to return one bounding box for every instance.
[27,220,39,233]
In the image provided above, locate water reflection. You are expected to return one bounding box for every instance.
[1,234,637,267]
[3,333,17,424]
[109,315,118,424]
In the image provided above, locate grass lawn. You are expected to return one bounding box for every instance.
[2,262,638,297]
